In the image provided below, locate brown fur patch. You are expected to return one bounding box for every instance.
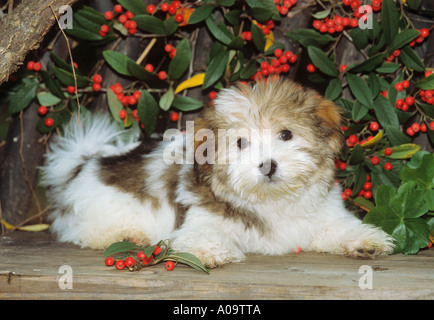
[314,99,344,155]
[98,142,159,207]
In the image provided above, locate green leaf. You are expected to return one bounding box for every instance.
[245,0,280,21]
[251,23,265,52]
[36,108,71,133]
[384,125,411,146]
[66,25,105,41]
[116,0,147,15]
[37,92,62,106]
[166,252,210,274]
[104,241,143,257]
[387,29,420,54]
[285,29,334,48]
[137,90,159,136]
[419,102,434,118]
[349,144,365,165]
[346,53,385,73]
[399,46,425,72]
[352,100,370,121]
[369,72,380,98]
[379,144,421,159]
[373,95,400,128]
[312,8,331,19]
[164,16,179,36]
[127,60,154,81]
[248,7,273,22]
[407,0,422,10]
[415,73,434,90]
[133,14,166,34]
[159,86,174,111]
[168,38,192,80]
[40,70,64,99]
[224,10,241,25]
[364,182,430,254]
[400,152,434,190]
[205,17,234,45]
[8,77,39,114]
[375,62,400,74]
[346,73,373,108]
[351,27,369,50]
[188,4,214,24]
[103,50,135,77]
[324,78,342,101]
[307,46,338,77]
[381,0,400,44]
[106,86,124,124]
[172,96,204,112]
[203,50,229,89]
[240,60,258,79]
[52,66,91,87]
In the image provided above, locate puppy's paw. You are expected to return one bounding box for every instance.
[192,247,246,268]
[344,225,395,259]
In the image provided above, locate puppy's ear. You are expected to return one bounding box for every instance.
[314,99,344,155]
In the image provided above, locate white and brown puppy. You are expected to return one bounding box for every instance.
[41,79,394,267]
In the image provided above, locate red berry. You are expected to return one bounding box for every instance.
[393,49,400,57]
[158,71,167,80]
[274,48,283,57]
[114,4,123,13]
[350,18,359,28]
[209,91,217,100]
[145,64,154,73]
[44,117,54,127]
[307,64,315,73]
[105,257,115,266]
[133,91,141,100]
[420,123,427,132]
[430,122,434,131]
[174,14,184,23]
[384,162,393,171]
[338,161,347,171]
[344,188,352,197]
[153,245,162,255]
[165,261,175,271]
[170,112,179,122]
[369,122,379,131]
[164,44,173,52]
[119,109,127,120]
[395,82,404,92]
[406,127,415,136]
[67,85,76,94]
[168,4,177,15]
[281,64,290,73]
[125,11,134,19]
[33,62,42,71]
[161,2,169,12]
[147,4,156,14]
[27,61,35,70]
[104,11,113,20]
[420,28,429,38]
[348,134,358,144]
[118,14,127,24]
[142,255,153,265]
[116,260,125,270]
[363,190,373,199]
[395,99,404,109]
[92,74,103,83]
[405,96,414,106]
[384,147,393,156]
[340,64,347,72]
[92,83,101,92]
[137,251,146,260]
[37,106,47,116]
[100,24,109,33]
[411,123,420,133]
[128,96,137,105]
[402,80,410,88]
[341,192,348,201]
[371,156,380,165]
[125,257,135,268]
[99,30,107,37]
[363,182,372,191]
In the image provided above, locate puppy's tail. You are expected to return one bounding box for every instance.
[40,113,140,189]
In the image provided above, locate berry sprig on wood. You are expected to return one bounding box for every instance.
[103,239,210,274]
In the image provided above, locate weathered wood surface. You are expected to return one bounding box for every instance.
[0,231,433,300]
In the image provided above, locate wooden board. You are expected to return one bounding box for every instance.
[0,231,433,300]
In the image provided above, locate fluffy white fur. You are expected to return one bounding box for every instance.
[41,80,394,267]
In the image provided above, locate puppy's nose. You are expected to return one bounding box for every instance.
[258,160,277,178]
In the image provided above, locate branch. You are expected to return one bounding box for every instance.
[0,0,78,86]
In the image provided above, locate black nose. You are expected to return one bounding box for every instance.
[258,160,277,178]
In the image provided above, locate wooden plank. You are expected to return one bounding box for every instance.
[0,231,433,300]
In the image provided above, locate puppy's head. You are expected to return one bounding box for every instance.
[194,78,343,203]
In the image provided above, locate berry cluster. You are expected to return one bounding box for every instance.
[252,49,296,81]
[105,245,176,271]
[109,83,141,108]
[419,71,434,105]
[341,174,374,201]
[406,122,432,136]
[26,61,42,72]
[385,49,402,62]
[147,1,187,25]
[313,15,359,34]
[395,96,414,112]
[409,28,430,47]
[273,0,297,16]
[164,44,177,59]
[91,74,102,92]
[103,4,137,35]
[241,19,276,40]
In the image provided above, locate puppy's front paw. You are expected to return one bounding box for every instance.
[344,224,395,259]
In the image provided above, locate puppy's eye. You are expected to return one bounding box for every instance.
[279,130,293,141]
[237,138,248,150]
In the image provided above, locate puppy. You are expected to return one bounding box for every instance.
[41,79,394,267]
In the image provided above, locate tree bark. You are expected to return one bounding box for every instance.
[0,0,78,86]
